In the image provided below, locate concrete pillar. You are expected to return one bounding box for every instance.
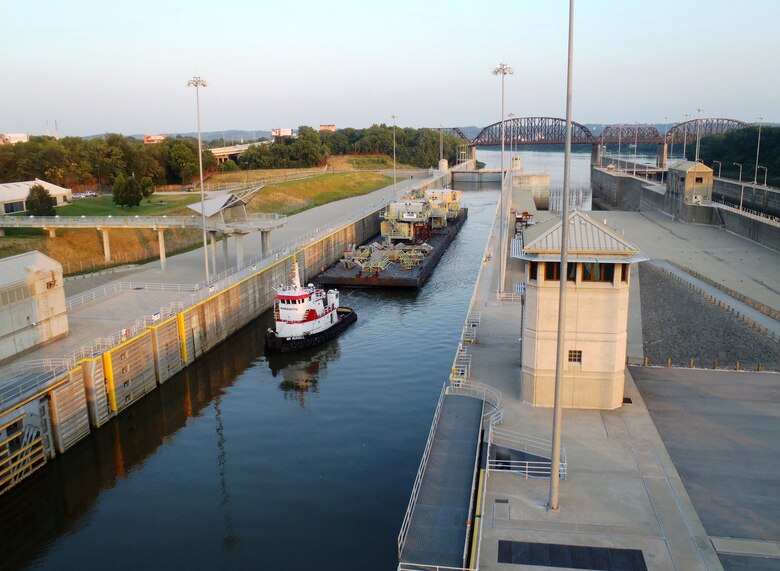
[222,233,229,271]
[46,228,56,238]
[0,228,4,236]
[101,229,111,262]
[235,234,245,269]
[261,230,271,258]
[656,143,668,169]
[158,229,166,271]
[438,159,448,171]
[590,144,602,167]
[209,232,218,276]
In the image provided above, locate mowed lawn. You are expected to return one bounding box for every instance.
[54,194,201,217]
[247,171,393,214]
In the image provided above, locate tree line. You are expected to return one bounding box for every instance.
[0,125,468,187]
[0,134,217,188]
[691,126,778,187]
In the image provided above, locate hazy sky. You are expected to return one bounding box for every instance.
[4,0,777,136]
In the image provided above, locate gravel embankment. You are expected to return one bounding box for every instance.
[638,264,780,371]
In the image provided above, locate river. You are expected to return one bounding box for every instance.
[1,192,498,571]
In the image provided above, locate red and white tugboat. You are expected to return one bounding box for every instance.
[265,258,357,353]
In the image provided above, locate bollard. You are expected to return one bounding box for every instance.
[690,358,695,368]
[712,359,718,369]
[666,358,672,368]
[643,356,649,367]
[736,361,742,371]
[757,363,764,372]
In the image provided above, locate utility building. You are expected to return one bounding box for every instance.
[512,211,647,409]
[667,160,713,206]
[0,251,69,364]
[0,179,72,214]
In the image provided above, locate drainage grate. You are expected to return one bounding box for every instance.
[623,397,633,404]
[497,540,647,570]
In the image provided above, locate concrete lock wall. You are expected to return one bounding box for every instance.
[0,210,383,495]
[713,179,780,217]
[719,210,780,251]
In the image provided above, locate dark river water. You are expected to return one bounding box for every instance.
[1,192,498,571]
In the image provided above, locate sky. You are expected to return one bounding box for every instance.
[3,0,778,137]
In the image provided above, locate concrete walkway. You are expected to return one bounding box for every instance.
[466,201,723,570]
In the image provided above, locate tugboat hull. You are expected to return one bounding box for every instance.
[265,307,357,353]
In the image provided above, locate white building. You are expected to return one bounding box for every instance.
[0,179,73,214]
[512,211,647,410]
[0,251,69,364]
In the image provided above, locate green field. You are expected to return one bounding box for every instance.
[54,194,201,217]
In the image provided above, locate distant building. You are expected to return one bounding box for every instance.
[0,134,29,145]
[319,124,336,132]
[0,251,69,365]
[667,160,713,206]
[0,179,72,214]
[143,135,166,145]
[513,211,647,410]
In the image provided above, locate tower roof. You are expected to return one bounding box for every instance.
[512,210,648,263]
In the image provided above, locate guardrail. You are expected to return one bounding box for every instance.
[488,425,567,480]
[714,199,780,227]
[2,173,448,412]
[66,282,198,310]
[0,212,287,231]
[398,383,447,559]
[398,565,476,571]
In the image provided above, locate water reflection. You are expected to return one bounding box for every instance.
[267,342,341,407]
[0,318,267,571]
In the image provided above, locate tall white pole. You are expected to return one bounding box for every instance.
[682,113,689,159]
[392,114,398,190]
[548,0,574,512]
[633,124,638,176]
[694,108,703,162]
[188,75,210,284]
[492,63,513,296]
[734,162,743,210]
[753,117,763,184]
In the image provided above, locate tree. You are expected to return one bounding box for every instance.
[140,176,154,199]
[124,177,143,207]
[219,159,240,172]
[26,184,56,216]
[112,174,127,207]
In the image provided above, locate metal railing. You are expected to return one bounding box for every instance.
[398,383,447,559]
[488,425,567,480]
[714,199,780,227]
[0,360,70,410]
[0,212,287,231]
[66,281,198,310]
[398,565,476,571]
[446,380,503,425]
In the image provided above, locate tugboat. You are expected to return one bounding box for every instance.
[265,257,357,353]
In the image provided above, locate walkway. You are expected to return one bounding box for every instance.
[400,394,484,568]
[462,195,724,570]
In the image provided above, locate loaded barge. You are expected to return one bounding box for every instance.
[318,189,467,288]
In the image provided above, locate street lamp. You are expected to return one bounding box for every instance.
[439,124,444,163]
[391,114,398,190]
[713,160,721,178]
[492,62,513,295]
[549,0,575,513]
[632,123,638,177]
[187,74,210,283]
[758,165,768,209]
[734,163,744,210]
[753,117,764,184]
[682,113,689,159]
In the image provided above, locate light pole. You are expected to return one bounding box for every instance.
[733,162,744,210]
[617,124,622,169]
[758,166,768,186]
[549,0,575,513]
[682,113,689,159]
[753,117,764,184]
[632,123,638,177]
[391,114,398,190]
[187,75,210,284]
[661,116,670,186]
[492,62,513,295]
[758,166,768,209]
[439,124,444,163]
[713,160,721,178]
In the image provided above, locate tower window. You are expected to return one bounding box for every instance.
[568,350,582,363]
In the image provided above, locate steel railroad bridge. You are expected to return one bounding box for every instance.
[449,117,753,167]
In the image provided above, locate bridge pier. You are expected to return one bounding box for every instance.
[590,143,603,167]
[101,229,111,262]
[657,143,668,168]
[209,232,218,276]
[158,229,166,271]
[261,230,271,257]
[45,228,56,238]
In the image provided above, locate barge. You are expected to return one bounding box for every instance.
[318,189,467,288]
